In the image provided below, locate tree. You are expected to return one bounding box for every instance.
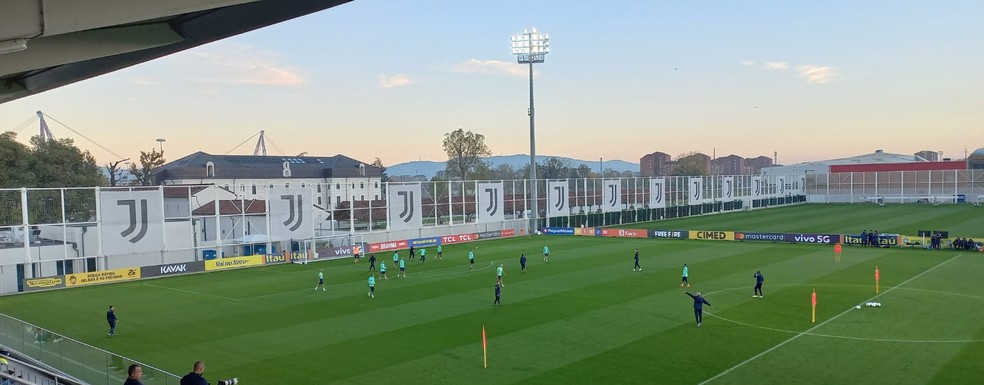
[28,136,106,187]
[106,158,130,187]
[673,152,710,176]
[0,132,34,187]
[442,128,492,180]
[371,157,389,183]
[128,149,166,186]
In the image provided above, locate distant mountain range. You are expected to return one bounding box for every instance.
[387,155,639,179]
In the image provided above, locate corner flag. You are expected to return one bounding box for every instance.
[875,266,880,293]
[811,289,817,323]
[482,325,487,368]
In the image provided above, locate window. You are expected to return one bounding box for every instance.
[351,183,355,188]
[285,182,290,188]
[282,161,292,177]
[317,184,322,193]
[360,182,364,189]
[360,195,364,200]
[301,183,306,188]
[375,182,379,188]
[328,196,332,204]
[374,195,379,200]
[336,183,340,189]
[206,162,215,178]
[240,184,245,192]
[359,163,366,176]
[251,185,257,195]
[317,197,322,205]
[336,196,341,204]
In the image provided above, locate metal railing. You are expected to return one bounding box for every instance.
[0,313,179,385]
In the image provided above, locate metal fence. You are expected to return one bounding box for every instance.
[806,170,984,203]
[0,313,180,385]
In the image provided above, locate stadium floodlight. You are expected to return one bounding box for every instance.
[511,27,550,232]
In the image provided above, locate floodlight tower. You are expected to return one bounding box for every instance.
[511,27,550,231]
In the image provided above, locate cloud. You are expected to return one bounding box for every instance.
[740,60,755,66]
[797,65,836,84]
[378,74,416,89]
[450,59,532,78]
[179,43,306,87]
[130,78,163,86]
[763,62,789,70]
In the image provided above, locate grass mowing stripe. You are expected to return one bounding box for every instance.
[698,253,962,385]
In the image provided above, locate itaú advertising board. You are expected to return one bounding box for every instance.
[598,228,649,238]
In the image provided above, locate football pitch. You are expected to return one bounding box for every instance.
[1,204,982,385]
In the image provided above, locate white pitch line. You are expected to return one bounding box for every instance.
[141,282,239,302]
[698,254,962,385]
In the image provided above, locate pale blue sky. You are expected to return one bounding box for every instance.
[1,0,982,167]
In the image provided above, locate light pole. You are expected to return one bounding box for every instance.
[156,138,166,153]
[511,27,550,232]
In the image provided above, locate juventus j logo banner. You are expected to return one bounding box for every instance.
[99,189,164,256]
[752,176,762,197]
[547,181,569,217]
[778,176,786,195]
[649,178,666,209]
[603,180,621,213]
[722,176,735,200]
[688,177,703,205]
[476,182,504,223]
[387,184,423,231]
[270,185,313,240]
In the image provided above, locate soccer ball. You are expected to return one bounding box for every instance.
[855,305,861,309]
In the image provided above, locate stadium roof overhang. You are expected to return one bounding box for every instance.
[0,0,351,105]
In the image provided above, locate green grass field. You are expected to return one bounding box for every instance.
[1,204,983,385]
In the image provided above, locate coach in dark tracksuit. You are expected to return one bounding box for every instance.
[685,292,710,327]
[753,271,764,298]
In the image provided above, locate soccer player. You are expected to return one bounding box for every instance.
[681,264,690,288]
[633,249,642,271]
[393,251,399,267]
[368,254,377,271]
[493,282,502,306]
[753,271,764,298]
[520,253,527,273]
[437,244,443,260]
[419,248,426,263]
[543,244,550,263]
[468,249,476,269]
[368,274,376,299]
[379,261,388,280]
[399,257,406,277]
[107,305,118,337]
[353,245,361,263]
[685,291,711,327]
[409,244,416,261]
[315,270,326,291]
[496,263,505,287]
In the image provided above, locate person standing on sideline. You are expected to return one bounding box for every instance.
[493,282,502,306]
[681,264,690,288]
[124,364,143,385]
[368,254,377,271]
[419,248,426,263]
[468,249,476,269]
[107,305,118,337]
[437,244,443,260]
[379,261,387,280]
[398,257,407,278]
[753,271,765,298]
[685,291,711,328]
[633,249,642,271]
[179,361,207,385]
[543,244,550,263]
[315,270,326,291]
[368,274,376,299]
[520,253,527,273]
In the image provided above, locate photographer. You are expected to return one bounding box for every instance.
[180,361,207,385]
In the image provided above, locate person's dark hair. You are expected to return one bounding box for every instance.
[127,364,140,377]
